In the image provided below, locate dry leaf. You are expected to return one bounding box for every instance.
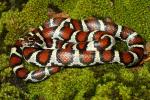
[140,41,150,65]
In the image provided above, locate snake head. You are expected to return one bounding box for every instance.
[21,34,43,48]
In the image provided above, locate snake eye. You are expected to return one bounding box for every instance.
[28,37,34,42]
[28,37,32,40]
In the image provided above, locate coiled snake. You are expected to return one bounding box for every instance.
[10,17,145,82]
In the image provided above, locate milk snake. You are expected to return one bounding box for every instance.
[10,17,145,82]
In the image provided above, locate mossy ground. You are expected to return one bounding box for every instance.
[0,0,150,99]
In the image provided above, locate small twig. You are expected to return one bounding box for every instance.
[140,53,150,65]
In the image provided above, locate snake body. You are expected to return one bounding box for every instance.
[10,17,145,82]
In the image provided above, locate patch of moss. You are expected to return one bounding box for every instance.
[0,2,7,14]
[0,0,150,99]
[0,82,28,99]
[91,64,150,99]
[0,54,11,78]
[27,68,96,99]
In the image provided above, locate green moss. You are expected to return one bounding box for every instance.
[119,68,134,82]
[92,81,117,100]
[117,83,132,100]
[113,0,150,41]
[22,0,49,27]
[0,19,3,34]
[0,2,7,13]
[1,10,24,45]
[0,54,11,78]
[0,0,150,99]
[70,0,113,19]
[27,68,96,99]
[0,82,28,99]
